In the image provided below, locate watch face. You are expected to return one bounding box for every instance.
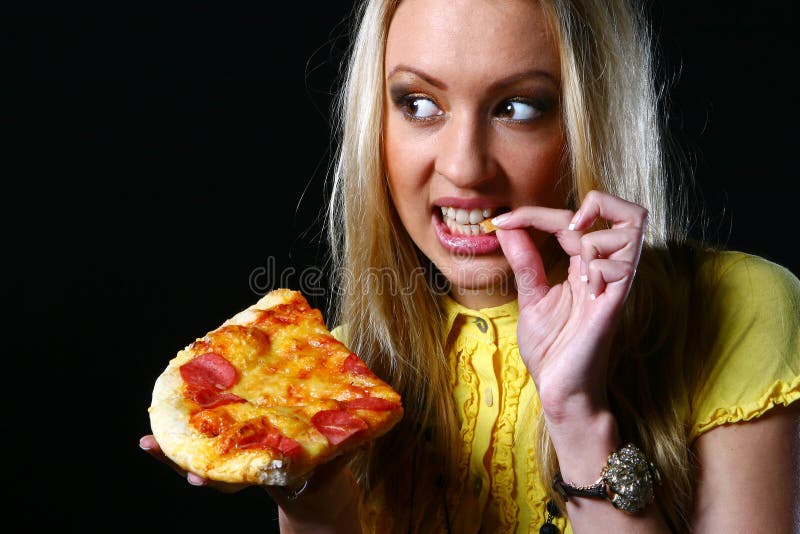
[603,444,658,513]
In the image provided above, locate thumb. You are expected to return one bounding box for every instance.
[496,228,550,309]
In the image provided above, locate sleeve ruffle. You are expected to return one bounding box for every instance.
[688,252,800,443]
[689,376,800,442]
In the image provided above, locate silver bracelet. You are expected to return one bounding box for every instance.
[552,443,660,514]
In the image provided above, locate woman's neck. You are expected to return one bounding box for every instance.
[449,287,518,310]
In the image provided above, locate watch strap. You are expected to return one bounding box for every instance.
[551,472,608,501]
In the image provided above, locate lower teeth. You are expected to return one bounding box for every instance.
[447,219,486,236]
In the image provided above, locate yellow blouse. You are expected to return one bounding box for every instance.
[354,250,800,533]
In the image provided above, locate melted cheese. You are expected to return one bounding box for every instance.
[181,291,401,466]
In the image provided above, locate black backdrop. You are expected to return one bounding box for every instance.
[9,1,798,530]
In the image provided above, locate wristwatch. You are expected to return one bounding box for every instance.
[552,443,660,513]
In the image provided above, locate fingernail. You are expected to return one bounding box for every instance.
[568,212,580,230]
[139,437,152,451]
[491,213,510,227]
[589,293,596,300]
[580,274,588,283]
[187,473,206,486]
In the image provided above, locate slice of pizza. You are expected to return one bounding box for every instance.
[148,288,403,487]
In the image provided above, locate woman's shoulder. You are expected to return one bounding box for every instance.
[679,245,800,440]
[691,245,800,305]
[640,241,800,314]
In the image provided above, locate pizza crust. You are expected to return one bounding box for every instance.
[149,356,294,486]
[149,290,304,486]
[148,288,403,488]
[224,288,297,328]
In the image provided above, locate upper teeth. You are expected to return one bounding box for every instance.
[440,207,496,235]
[441,207,494,224]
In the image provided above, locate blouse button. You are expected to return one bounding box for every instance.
[473,317,488,333]
[484,387,494,407]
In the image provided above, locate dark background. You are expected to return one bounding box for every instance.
[8,0,798,530]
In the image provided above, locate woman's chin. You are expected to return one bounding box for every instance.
[432,259,517,306]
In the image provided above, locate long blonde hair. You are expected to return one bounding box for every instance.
[328,0,696,530]
[327,0,459,492]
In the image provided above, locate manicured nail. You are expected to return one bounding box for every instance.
[568,211,581,230]
[589,293,596,300]
[139,437,152,451]
[491,213,510,227]
[580,274,588,283]
[187,473,206,486]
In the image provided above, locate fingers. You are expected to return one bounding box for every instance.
[492,191,646,300]
[569,190,649,231]
[181,471,247,493]
[140,434,192,480]
[492,205,582,255]
[139,434,245,492]
[139,434,174,467]
[571,191,646,299]
[182,473,247,493]
[492,205,574,233]
[585,259,637,301]
[492,205,582,309]
[495,228,550,309]
[578,227,641,279]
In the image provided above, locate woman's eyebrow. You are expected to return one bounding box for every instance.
[386,64,558,91]
[486,69,559,91]
[386,65,448,89]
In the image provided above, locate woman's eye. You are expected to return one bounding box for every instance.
[402,96,442,120]
[496,100,542,122]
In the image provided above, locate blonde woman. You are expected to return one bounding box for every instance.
[141,0,800,532]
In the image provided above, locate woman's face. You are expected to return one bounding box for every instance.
[384,0,567,308]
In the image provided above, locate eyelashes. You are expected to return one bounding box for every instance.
[494,98,554,122]
[395,94,443,121]
[389,89,556,124]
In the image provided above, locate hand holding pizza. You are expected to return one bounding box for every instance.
[140,431,358,512]
[139,433,248,493]
[491,190,647,422]
[144,289,403,502]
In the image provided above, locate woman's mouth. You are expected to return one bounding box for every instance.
[439,206,499,236]
[433,205,508,254]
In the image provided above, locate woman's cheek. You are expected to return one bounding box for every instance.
[386,129,436,208]
[502,133,567,206]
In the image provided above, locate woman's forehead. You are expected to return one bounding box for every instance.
[385,0,559,83]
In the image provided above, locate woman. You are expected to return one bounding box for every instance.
[142,0,800,531]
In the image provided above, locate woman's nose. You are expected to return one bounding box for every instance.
[434,113,496,188]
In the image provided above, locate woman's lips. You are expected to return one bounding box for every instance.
[432,213,502,255]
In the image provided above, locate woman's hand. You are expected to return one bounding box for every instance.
[139,434,362,534]
[494,190,646,414]
[139,434,248,493]
[493,190,667,534]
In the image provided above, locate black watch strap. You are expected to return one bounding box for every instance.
[552,472,608,501]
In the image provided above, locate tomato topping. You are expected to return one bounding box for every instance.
[276,436,303,458]
[255,300,311,329]
[226,419,302,459]
[311,409,368,445]
[189,409,236,437]
[343,397,400,411]
[342,354,375,378]
[180,352,239,390]
[189,387,246,409]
